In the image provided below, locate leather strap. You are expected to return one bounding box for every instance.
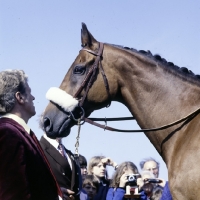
[85,108,200,132]
[73,43,104,107]
[88,117,135,121]
[98,57,111,107]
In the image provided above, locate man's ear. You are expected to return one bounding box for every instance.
[15,92,25,104]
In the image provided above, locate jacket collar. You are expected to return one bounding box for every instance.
[1,113,30,133]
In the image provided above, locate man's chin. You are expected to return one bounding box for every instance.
[29,110,36,118]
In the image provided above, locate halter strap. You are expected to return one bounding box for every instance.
[73,43,111,107]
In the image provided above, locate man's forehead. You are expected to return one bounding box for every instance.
[143,161,157,168]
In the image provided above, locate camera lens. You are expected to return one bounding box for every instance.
[128,175,135,182]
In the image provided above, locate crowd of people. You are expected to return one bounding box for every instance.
[0,69,172,200]
[78,156,172,200]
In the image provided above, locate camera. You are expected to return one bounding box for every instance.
[127,174,136,182]
[125,174,141,197]
[145,178,163,184]
[126,174,140,187]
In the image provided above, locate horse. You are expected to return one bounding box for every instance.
[41,23,200,199]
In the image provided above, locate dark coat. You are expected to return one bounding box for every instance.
[40,136,82,198]
[94,179,110,200]
[0,118,59,200]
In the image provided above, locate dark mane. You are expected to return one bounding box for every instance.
[108,43,200,82]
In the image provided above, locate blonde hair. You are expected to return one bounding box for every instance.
[87,156,109,180]
[110,161,139,188]
[88,156,106,175]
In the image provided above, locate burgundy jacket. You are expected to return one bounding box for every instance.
[0,118,59,200]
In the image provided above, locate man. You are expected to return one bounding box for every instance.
[139,157,166,188]
[0,69,61,200]
[40,134,82,200]
[140,158,160,178]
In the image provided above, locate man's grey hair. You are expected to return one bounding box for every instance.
[139,157,160,169]
[0,69,28,114]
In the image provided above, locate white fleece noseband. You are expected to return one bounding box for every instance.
[46,87,79,112]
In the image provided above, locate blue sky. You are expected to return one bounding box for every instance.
[1,1,200,181]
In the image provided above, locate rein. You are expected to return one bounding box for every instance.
[86,107,200,132]
[71,42,200,133]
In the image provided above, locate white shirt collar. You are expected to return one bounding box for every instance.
[43,133,60,149]
[1,113,30,134]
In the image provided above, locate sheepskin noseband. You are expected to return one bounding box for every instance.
[46,87,79,112]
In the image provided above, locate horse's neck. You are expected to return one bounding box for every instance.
[109,48,200,163]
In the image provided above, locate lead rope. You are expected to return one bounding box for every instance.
[74,118,81,167]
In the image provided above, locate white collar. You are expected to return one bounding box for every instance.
[43,133,60,149]
[1,113,30,134]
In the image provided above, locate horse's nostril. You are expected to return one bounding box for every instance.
[43,117,53,132]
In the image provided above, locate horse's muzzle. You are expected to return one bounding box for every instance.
[43,116,72,139]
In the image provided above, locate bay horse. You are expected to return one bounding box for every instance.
[41,23,200,199]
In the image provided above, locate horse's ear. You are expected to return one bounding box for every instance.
[81,22,97,48]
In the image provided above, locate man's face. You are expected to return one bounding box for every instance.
[23,82,36,119]
[143,161,159,178]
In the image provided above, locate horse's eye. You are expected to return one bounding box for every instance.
[73,66,86,75]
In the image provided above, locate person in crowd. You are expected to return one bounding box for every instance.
[79,154,88,181]
[142,183,154,200]
[150,187,163,200]
[40,134,82,200]
[140,170,154,181]
[106,161,148,200]
[139,158,166,188]
[139,158,160,179]
[140,170,155,198]
[0,69,61,200]
[82,175,99,200]
[88,156,118,200]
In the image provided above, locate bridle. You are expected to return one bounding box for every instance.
[73,42,110,107]
[70,42,200,133]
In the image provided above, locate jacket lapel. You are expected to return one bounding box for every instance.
[40,136,71,169]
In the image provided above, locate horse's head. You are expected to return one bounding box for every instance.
[41,23,116,138]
